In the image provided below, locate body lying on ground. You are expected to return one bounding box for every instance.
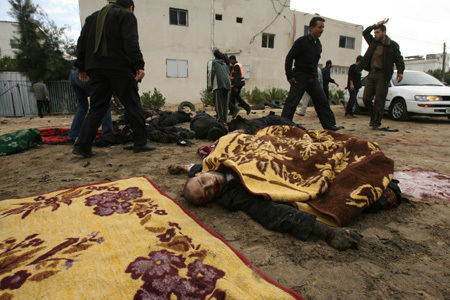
[169,125,404,250]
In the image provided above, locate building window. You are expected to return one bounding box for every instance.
[262,33,275,49]
[10,39,19,49]
[304,25,309,36]
[236,17,243,23]
[215,14,222,21]
[166,59,188,78]
[339,36,355,49]
[169,8,188,26]
[332,66,349,75]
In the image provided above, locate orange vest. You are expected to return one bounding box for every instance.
[230,62,245,87]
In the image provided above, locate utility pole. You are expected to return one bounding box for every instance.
[442,42,446,82]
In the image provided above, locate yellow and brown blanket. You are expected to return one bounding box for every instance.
[0,176,303,300]
[203,126,394,227]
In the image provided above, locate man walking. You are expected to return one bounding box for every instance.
[207,49,231,124]
[281,17,342,131]
[345,55,363,118]
[321,60,339,102]
[32,78,49,118]
[228,55,251,116]
[357,18,404,130]
[73,0,155,157]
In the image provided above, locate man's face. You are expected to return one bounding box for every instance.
[230,59,236,65]
[185,171,226,205]
[310,21,325,39]
[374,28,386,41]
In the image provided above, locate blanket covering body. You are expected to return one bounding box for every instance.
[0,128,41,156]
[203,126,394,226]
[0,176,303,299]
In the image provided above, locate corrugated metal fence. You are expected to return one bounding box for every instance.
[0,73,78,117]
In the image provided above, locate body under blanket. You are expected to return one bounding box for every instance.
[203,125,394,227]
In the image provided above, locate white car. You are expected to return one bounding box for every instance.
[348,70,450,121]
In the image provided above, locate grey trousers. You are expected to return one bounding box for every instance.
[214,88,229,124]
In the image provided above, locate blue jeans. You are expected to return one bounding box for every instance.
[68,70,114,140]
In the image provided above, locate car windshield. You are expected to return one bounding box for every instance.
[392,72,444,86]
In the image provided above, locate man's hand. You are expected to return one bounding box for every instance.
[207,86,213,91]
[233,87,239,92]
[376,18,389,26]
[396,73,403,83]
[79,72,90,82]
[350,83,355,92]
[168,164,189,175]
[135,69,145,82]
[288,77,296,85]
[335,83,340,87]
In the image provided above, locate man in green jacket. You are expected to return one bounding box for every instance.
[357,18,405,130]
[207,49,231,124]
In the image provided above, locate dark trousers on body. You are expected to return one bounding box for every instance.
[281,75,336,129]
[75,69,147,152]
[345,89,359,115]
[362,70,389,126]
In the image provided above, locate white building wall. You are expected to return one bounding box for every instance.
[0,21,19,58]
[79,0,362,105]
[405,54,449,72]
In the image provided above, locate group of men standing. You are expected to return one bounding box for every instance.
[69,0,403,158]
[282,17,404,131]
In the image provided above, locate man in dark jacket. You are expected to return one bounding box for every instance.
[345,55,363,118]
[321,60,339,102]
[73,0,155,157]
[357,18,405,130]
[281,17,342,131]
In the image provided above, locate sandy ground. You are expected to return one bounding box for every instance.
[1,105,449,300]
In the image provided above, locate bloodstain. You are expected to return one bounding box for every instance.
[394,168,450,201]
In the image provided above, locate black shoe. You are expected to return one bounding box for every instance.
[72,146,97,158]
[372,125,381,131]
[325,125,344,131]
[133,144,156,153]
[67,138,75,145]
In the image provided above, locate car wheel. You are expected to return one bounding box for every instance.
[178,101,196,113]
[389,98,409,121]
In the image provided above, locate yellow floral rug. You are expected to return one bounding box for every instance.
[0,176,303,300]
